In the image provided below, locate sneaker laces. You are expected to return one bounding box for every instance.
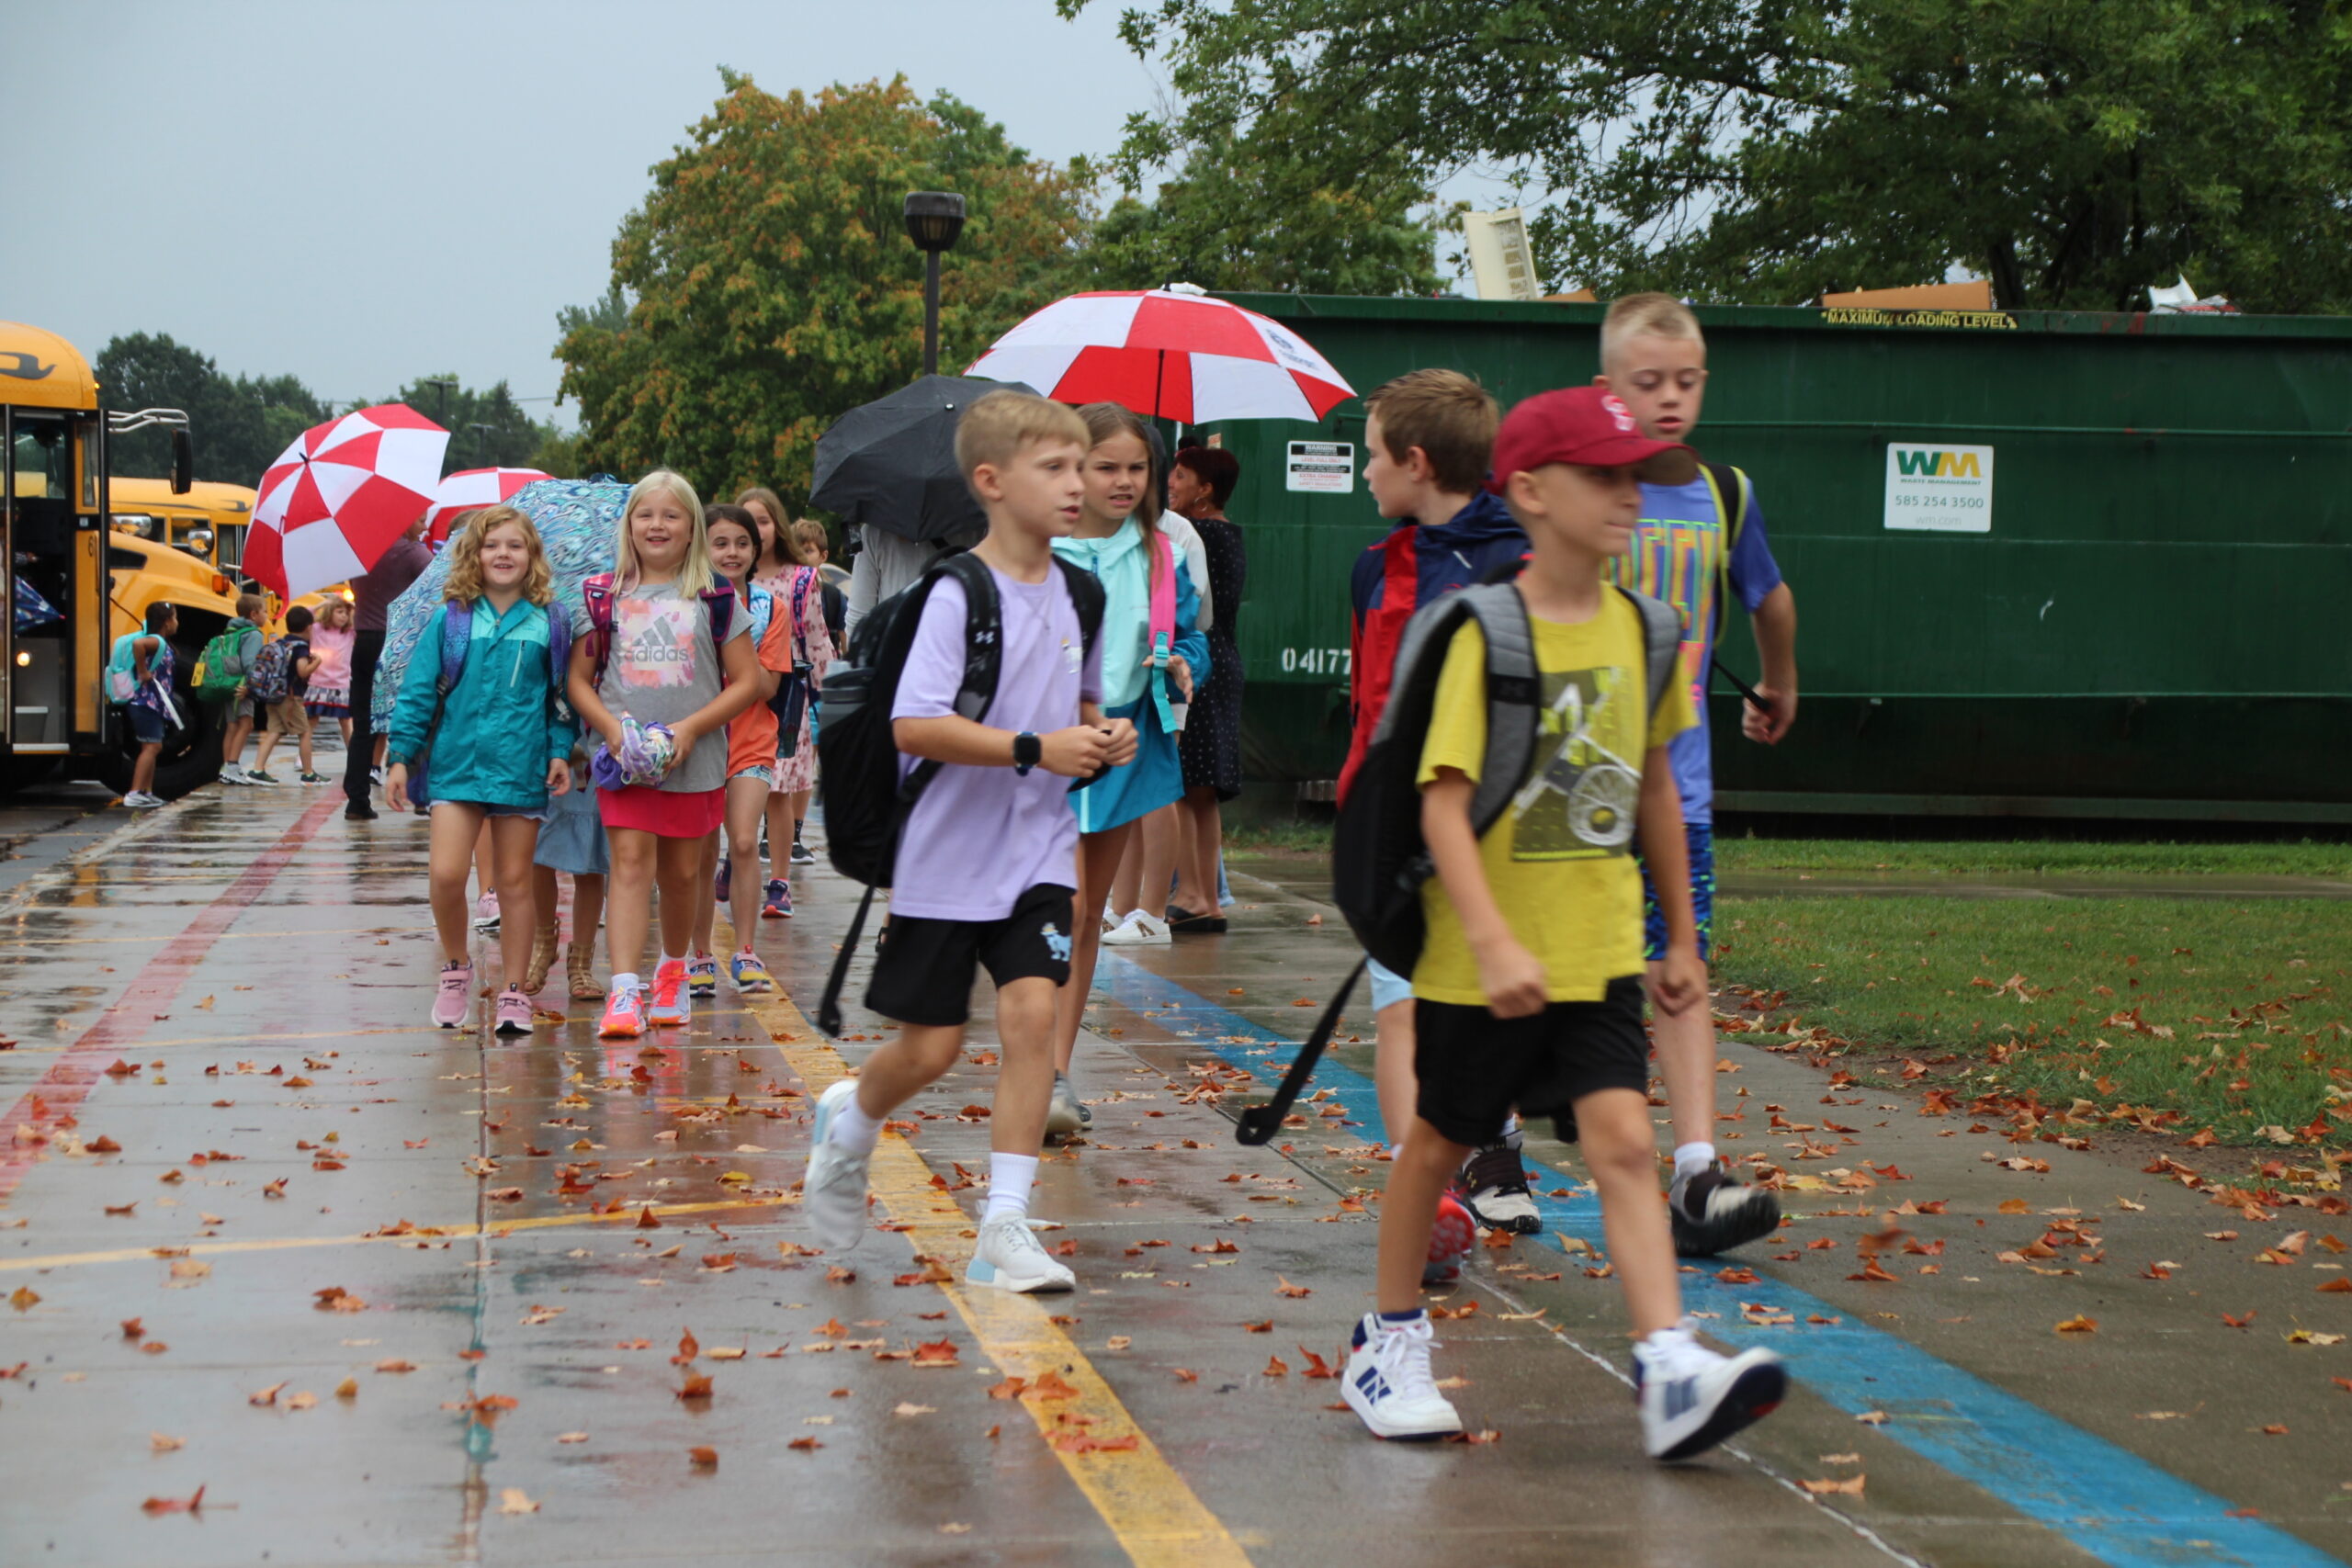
[651,966,684,1007]
[1373,1315,1442,1401]
[1462,1141,1529,1200]
[987,1216,1053,1266]
[1639,1319,1717,1382]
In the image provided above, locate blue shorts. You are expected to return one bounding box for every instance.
[1639,821,1714,962]
[126,705,167,746]
[1367,954,1413,1013]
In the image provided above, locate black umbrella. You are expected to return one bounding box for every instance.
[809,375,1038,543]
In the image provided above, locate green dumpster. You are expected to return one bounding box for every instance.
[1200,296,2352,823]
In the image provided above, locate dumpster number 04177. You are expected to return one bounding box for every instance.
[1281,647,1351,675]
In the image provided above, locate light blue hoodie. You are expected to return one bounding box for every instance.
[385,598,574,809]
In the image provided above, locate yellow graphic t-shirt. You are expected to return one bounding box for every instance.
[1411,592,1698,1005]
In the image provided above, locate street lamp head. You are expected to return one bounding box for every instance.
[903,191,967,254]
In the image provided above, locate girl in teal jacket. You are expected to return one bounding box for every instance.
[384,507,574,1037]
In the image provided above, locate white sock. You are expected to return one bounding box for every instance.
[660,952,683,972]
[610,971,640,993]
[1673,1142,1717,1180]
[828,1093,883,1156]
[980,1152,1039,1226]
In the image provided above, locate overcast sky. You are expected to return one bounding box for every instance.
[7,1,1184,423]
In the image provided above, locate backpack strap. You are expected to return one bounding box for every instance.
[582,573,616,688]
[701,586,736,650]
[1614,586,1686,730]
[892,552,1005,812]
[1053,556,1106,659]
[1453,584,1542,841]
[1697,460,1750,646]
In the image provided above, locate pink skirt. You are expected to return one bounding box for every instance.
[598,784,723,839]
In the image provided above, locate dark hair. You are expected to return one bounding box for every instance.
[145,603,177,632]
[1173,445,1241,510]
[704,502,757,543]
[285,604,314,634]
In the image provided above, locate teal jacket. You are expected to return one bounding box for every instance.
[385,598,574,809]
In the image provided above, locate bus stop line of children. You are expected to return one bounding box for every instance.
[388,295,1802,1463]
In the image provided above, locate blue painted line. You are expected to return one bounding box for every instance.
[1096,953,2341,1568]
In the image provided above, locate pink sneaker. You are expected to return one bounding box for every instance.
[599,982,646,1039]
[1423,1191,1476,1286]
[493,986,533,1036]
[432,963,472,1029]
[648,959,691,1028]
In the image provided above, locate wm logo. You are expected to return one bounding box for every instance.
[1894,449,1982,479]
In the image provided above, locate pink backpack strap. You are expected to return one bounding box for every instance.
[1148,531,1177,645]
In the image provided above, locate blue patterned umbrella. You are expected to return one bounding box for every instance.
[372,478,628,728]
[13,575,62,634]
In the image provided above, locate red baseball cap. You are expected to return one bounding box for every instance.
[1487,387,1695,491]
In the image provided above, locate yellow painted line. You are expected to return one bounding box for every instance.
[0,1197,790,1272]
[730,962,1251,1568]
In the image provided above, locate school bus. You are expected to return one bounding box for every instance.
[107,476,256,574]
[3,321,241,797]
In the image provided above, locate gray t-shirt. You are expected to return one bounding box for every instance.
[570,579,749,795]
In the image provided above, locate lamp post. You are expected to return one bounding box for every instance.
[902,192,967,377]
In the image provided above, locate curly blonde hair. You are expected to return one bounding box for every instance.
[443,505,552,606]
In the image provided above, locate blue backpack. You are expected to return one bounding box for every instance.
[409,602,573,808]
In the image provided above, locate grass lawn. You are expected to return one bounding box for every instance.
[1712,836,2352,879]
[1714,896,2352,1150]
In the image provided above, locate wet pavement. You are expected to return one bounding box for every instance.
[2,789,2346,1567]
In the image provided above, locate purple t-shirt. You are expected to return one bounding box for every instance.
[890,566,1102,921]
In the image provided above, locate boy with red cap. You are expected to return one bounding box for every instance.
[1341,385,1786,1458]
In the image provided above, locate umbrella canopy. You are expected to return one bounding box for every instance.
[424,468,553,544]
[809,374,1037,544]
[371,478,628,728]
[246,403,448,599]
[963,286,1354,423]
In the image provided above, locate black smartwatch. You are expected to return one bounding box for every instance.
[1012,731,1042,776]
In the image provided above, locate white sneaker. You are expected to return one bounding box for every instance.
[802,1081,873,1254]
[1102,911,1170,947]
[1045,1072,1085,1139]
[1342,1313,1462,1439]
[220,763,251,785]
[1633,1319,1786,1461]
[966,1214,1075,1292]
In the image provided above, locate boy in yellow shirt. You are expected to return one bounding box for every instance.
[1343,386,1786,1458]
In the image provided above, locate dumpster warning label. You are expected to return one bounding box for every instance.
[1884,443,1993,533]
[1286,441,1355,494]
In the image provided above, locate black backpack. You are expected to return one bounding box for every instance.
[813,550,1104,1036]
[1237,581,1683,1145]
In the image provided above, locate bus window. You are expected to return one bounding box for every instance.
[78,423,98,510]
[12,416,70,499]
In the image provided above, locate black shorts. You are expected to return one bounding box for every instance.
[1413,976,1650,1146]
[864,883,1075,1027]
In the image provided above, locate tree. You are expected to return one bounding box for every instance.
[554,73,1089,507]
[1071,134,1443,296]
[95,334,326,485]
[381,375,555,471]
[1075,0,2352,312]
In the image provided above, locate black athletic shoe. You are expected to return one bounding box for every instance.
[1458,1140,1543,1234]
[1668,1165,1781,1257]
[344,802,379,821]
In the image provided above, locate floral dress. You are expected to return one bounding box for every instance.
[768,564,833,794]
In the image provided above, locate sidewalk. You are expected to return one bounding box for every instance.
[0,787,2342,1566]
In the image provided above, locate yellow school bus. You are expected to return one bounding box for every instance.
[3,321,241,796]
[107,476,256,574]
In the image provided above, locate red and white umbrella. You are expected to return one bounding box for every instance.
[246,403,448,597]
[964,285,1354,423]
[424,468,552,544]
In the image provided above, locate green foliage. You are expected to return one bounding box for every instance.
[554,73,1088,509]
[96,333,328,485]
[1078,0,2352,312]
[382,374,549,470]
[1073,135,1443,297]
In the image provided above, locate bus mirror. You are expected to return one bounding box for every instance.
[187,528,214,554]
[170,430,195,494]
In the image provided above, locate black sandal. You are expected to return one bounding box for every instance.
[1165,904,1228,934]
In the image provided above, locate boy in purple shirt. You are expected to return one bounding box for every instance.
[801,392,1136,1292]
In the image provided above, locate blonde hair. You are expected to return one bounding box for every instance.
[617,468,715,595]
[1600,292,1703,370]
[443,505,552,606]
[1363,369,1499,495]
[318,596,355,631]
[956,391,1091,491]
